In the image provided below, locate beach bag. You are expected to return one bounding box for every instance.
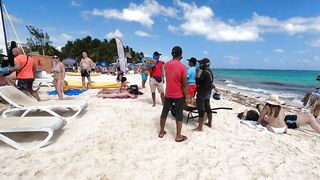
[212,92,220,100]
[237,110,259,121]
[129,84,139,95]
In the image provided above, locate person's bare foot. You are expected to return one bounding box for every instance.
[175,135,188,142]
[158,131,167,138]
[205,123,212,128]
[192,127,203,131]
[152,104,156,107]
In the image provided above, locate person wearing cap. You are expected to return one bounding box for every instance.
[149,51,165,107]
[159,46,189,142]
[193,58,214,131]
[258,94,320,134]
[187,57,197,98]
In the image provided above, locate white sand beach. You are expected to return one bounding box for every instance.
[0,73,320,179]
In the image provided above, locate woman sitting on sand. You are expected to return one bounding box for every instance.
[258,94,320,134]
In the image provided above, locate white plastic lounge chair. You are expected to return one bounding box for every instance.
[0,116,66,150]
[0,86,88,119]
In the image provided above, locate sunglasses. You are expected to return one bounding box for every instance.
[53,56,59,59]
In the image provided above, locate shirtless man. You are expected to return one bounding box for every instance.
[80,51,95,89]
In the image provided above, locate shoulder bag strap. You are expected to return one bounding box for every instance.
[16,56,29,76]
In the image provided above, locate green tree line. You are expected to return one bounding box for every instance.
[25,25,144,64]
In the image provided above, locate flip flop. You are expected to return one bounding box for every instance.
[158,131,167,138]
[175,135,188,142]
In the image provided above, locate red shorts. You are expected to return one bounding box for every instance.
[188,84,197,98]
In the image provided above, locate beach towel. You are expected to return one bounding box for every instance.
[48,89,86,96]
[240,120,267,132]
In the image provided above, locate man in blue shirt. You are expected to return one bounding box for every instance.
[187,57,197,98]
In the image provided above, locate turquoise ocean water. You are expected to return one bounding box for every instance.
[213,69,320,101]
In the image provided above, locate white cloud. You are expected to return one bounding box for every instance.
[175,0,260,41]
[274,49,284,53]
[174,0,320,42]
[51,33,74,46]
[307,38,320,47]
[87,0,177,28]
[5,14,23,24]
[61,33,73,40]
[79,30,91,36]
[81,11,91,20]
[134,30,152,37]
[106,29,123,39]
[167,25,178,32]
[71,0,81,7]
[224,55,239,65]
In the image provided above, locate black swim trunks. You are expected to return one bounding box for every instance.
[17,78,34,91]
[284,115,298,129]
[81,69,90,77]
[161,97,185,121]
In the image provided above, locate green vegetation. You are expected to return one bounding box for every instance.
[25,25,144,63]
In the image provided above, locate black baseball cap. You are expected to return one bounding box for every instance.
[198,58,210,66]
[171,46,182,57]
[187,57,197,64]
[153,51,162,56]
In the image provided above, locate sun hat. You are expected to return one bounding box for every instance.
[265,94,283,106]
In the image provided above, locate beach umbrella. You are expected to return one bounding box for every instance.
[96,60,110,67]
[62,58,76,65]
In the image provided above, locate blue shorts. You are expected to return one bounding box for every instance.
[141,73,148,81]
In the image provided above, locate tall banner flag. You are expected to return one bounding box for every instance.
[115,37,127,73]
[0,0,7,56]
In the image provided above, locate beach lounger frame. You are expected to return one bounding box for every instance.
[0,117,66,150]
[0,86,87,119]
[171,105,233,123]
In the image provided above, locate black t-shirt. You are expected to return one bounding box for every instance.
[196,69,213,96]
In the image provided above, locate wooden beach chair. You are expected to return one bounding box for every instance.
[0,86,88,119]
[0,116,66,150]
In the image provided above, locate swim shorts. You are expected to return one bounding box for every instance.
[161,97,185,121]
[81,69,90,77]
[17,78,34,91]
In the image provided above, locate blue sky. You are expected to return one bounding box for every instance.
[2,0,320,70]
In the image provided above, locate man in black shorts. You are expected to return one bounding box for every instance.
[159,46,189,142]
[9,48,40,101]
[80,52,95,89]
[194,58,214,131]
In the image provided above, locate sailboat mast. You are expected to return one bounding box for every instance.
[2,2,25,54]
[0,0,8,56]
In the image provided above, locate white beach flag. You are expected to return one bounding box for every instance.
[115,37,127,73]
[0,2,7,56]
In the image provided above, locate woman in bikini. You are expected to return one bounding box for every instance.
[97,77,137,99]
[258,94,320,134]
[51,55,65,100]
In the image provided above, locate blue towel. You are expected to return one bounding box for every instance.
[48,89,86,96]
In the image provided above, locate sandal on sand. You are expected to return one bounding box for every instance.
[175,135,188,142]
[158,131,167,138]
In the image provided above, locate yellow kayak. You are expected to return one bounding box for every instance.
[66,72,102,76]
[66,80,121,89]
